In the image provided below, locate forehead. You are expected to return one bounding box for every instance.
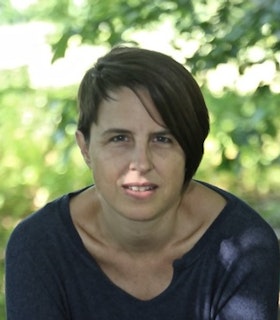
[97,86,166,128]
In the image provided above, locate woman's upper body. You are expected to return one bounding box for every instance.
[5,47,280,319]
[6,182,280,320]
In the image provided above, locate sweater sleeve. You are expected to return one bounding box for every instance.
[213,227,280,320]
[5,222,69,320]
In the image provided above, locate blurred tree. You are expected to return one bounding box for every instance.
[13,0,279,74]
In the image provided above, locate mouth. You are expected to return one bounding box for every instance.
[122,184,158,192]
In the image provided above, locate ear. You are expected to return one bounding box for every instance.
[76,130,91,166]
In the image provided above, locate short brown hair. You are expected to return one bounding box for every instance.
[77,46,209,183]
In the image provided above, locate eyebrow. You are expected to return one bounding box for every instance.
[101,128,132,136]
[101,128,172,136]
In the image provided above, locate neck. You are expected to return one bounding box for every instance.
[97,202,180,255]
[93,181,198,255]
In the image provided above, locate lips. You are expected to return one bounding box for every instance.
[122,183,158,200]
[122,183,158,192]
[126,185,156,192]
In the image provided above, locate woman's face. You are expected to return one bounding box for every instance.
[77,87,186,222]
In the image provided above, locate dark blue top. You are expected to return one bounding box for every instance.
[5,183,280,319]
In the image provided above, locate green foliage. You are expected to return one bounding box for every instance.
[0,68,90,318]
[197,88,280,219]
[20,0,280,73]
[1,0,280,317]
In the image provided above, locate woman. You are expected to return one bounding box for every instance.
[6,46,279,319]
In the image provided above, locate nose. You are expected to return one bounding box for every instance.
[129,143,153,173]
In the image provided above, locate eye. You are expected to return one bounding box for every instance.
[153,135,172,144]
[110,135,129,142]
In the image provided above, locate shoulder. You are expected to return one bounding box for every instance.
[6,193,70,256]
[187,181,279,258]
[6,187,93,257]
[181,180,279,257]
[200,182,279,262]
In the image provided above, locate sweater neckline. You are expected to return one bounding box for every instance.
[58,183,237,302]
[60,182,236,268]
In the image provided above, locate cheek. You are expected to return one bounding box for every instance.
[90,153,125,183]
[169,149,186,170]
[167,153,186,184]
[173,161,186,184]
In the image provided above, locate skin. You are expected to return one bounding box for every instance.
[73,86,226,300]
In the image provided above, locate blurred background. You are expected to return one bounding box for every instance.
[0,0,279,317]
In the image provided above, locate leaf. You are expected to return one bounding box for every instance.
[51,30,73,63]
